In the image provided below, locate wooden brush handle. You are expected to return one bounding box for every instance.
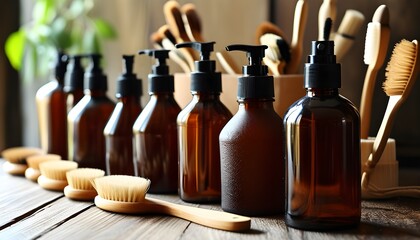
[360,66,379,139]
[145,197,251,232]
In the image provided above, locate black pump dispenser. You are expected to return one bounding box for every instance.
[55,51,69,83]
[65,55,85,92]
[139,49,174,93]
[304,18,341,89]
[176,41,221,93]
[85,54,108,91]
[116,55,142,98]
[225,44,274,99]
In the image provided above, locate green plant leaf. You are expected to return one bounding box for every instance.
[5,29,26,70]
[33,0,56,24]
[93,18,117,39]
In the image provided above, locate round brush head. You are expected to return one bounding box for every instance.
[64,168,105,201]
[38,160,78,191]
[1,147,44,175]
[25,154,61,181]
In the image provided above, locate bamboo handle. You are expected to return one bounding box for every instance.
[360,66,378,139]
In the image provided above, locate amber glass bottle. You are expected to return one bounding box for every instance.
[36,52,69,159]
[104,55,142,175]
[284,40,361,230]
[133,49,181,193]
[219,45,284,216]
[64,55,85,112]
[68,54,115,170]
[176,42,232,202]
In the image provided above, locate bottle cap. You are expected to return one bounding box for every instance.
[64,55,85,93]
[115,55,142,98]
[84,54,108,91]
[55,51,69,83]
[176,41,221,93]
[138,49,174,93]
[225,44,274,99]
[304,18,341,88]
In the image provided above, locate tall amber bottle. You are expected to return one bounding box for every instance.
[219,45,284,216]
[176,42,232,202]
[68,54,115,170]
[133,49,181,193]
[104,55,142,175]
[64,55,85,112]
[284,40,361,230]
[36,51,69,159]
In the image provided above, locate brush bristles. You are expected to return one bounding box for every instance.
[383,40,417,96]
[66,168,105,190]
[255,21,285,44]
[363,22,380,65]
[260,33,281,61]
[39,160,78,180]
[92,175,151,202]
[26,154,61,169]
[1,147,44,164]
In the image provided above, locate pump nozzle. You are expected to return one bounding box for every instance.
[64,54,86,92]
[139,49,170,75]
[55,51,69,81]
[225,44,268,76]
[122,55,134,75]
[176,41,214,60]
[84,53,108,91]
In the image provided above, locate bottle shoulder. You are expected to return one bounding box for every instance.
[36,81,63,99]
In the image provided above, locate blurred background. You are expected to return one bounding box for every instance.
[1,0,420,167]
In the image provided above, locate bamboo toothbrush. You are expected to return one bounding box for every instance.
[164,0,196,70]
[334,9,365,61]
[360,5,391,139]
[92,175,251,232]
[25,154,61,181]
[38,160,78,191]
[285,0,308,74]
[318,0,337,40]
[181,3,240,74]
[1,147,44,175]
[362,39,420,195]
[64,168,105,201]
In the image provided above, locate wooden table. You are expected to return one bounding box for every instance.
[1,159,419,239]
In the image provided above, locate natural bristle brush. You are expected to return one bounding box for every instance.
[1,147,44,175]
[362,39,420,198]
[360,5,391,139]
[25,154,61,181]
[92,175,251,232]
[38,160,78,191]
[64,168,105,201]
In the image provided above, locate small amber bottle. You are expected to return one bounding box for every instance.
[36,51,69,159]
[68,54,115,170]
[219,45,284,216]
[133,49,181,193]
[104,55,143,175]
[64,55,85,112]
[284,40,361,230]
[176,42,232,203]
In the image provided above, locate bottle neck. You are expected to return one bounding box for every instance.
[238,98,274,110]
[86,89,107,97]
[306,88,339,97]
[118,95,141,104]
[192,92,221,101]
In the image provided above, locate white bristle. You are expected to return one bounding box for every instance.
[260,33,281,61]
[363,22,380,65]
[92,175,151,202]
[39,160,78,180]
[383,40,417,96]
[66,168,105,190]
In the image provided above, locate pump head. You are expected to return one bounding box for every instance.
[138,49,170,75]
[55,51,69,81]
[64,54,86,92]
[138,49,174,93]
[115,55,142,98]
[176,41,214,61]
[225,44,268,76]
[84,53,108,91]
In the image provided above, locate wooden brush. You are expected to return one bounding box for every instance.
[334,9,365,61]
[38,160,78,191]
[92,175,251,232]
[1,147,44,175]
[25,154,61,181]
[64,168,105,201]
[362,39,420,196]
[285,0,308,74]
[255,21,285,45]
[260,33,291,76]
[360,5,391,139]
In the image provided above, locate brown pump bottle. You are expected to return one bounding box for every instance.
[36,51,69,159]
[133,49,181,193]
[104,55,142,175]
[64,55,85,112]
[219,45,284,216]
[176,42,232,203]
[67,54,115,170]
[284,35,361,230]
